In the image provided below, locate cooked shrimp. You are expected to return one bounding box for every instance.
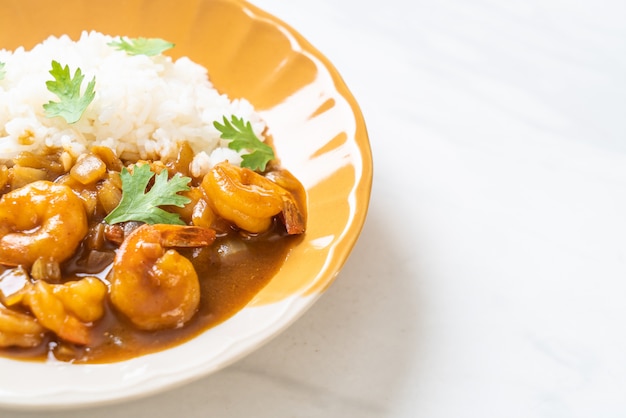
[50,277,108,323]
[0,181,88,267]
[201,162,305,234]
[23,277,107,345]
[109,224,216,331]
[0,304,45,348]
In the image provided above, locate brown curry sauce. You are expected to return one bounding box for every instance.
[0,150,306,363]
[0,217,302,363]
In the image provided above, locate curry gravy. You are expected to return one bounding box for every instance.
[0,147,307,363]
[0,220,301,363]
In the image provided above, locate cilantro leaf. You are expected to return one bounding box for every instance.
[108,37,174,56]
[104,164,192,225]
[43,60,96,124]
[0,62,5,80]
[213,115,275,171]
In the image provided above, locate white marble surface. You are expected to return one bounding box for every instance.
[5,0,626,416]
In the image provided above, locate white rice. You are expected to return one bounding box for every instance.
[0,31,267,177]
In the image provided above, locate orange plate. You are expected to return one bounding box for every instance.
[0,0,372,409]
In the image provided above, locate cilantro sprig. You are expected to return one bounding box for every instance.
[214,115,275,171]
[104,164,191,225]
[0,62,5,81]
[43,60,96,124]
[108,37,174,56]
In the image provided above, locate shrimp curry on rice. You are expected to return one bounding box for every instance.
[0,33,307,363]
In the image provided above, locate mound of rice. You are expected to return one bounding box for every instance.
[0,31,266,177]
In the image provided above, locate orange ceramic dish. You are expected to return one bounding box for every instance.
[0,0,372,408]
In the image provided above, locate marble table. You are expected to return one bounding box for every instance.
[5,0,626,416]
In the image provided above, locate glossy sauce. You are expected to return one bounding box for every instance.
[0,149,306,363]
[0,220,301,363]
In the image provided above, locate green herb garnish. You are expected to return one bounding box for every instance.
[43,60,96,124]
[0,62,5,81]
[214,115,275,171]
[108,37,174,56]
[104,164,191,225]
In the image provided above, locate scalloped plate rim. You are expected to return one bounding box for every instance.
[0,0,372,410]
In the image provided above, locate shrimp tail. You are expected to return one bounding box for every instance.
[158,225,216,248]
[281,197,306,235]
